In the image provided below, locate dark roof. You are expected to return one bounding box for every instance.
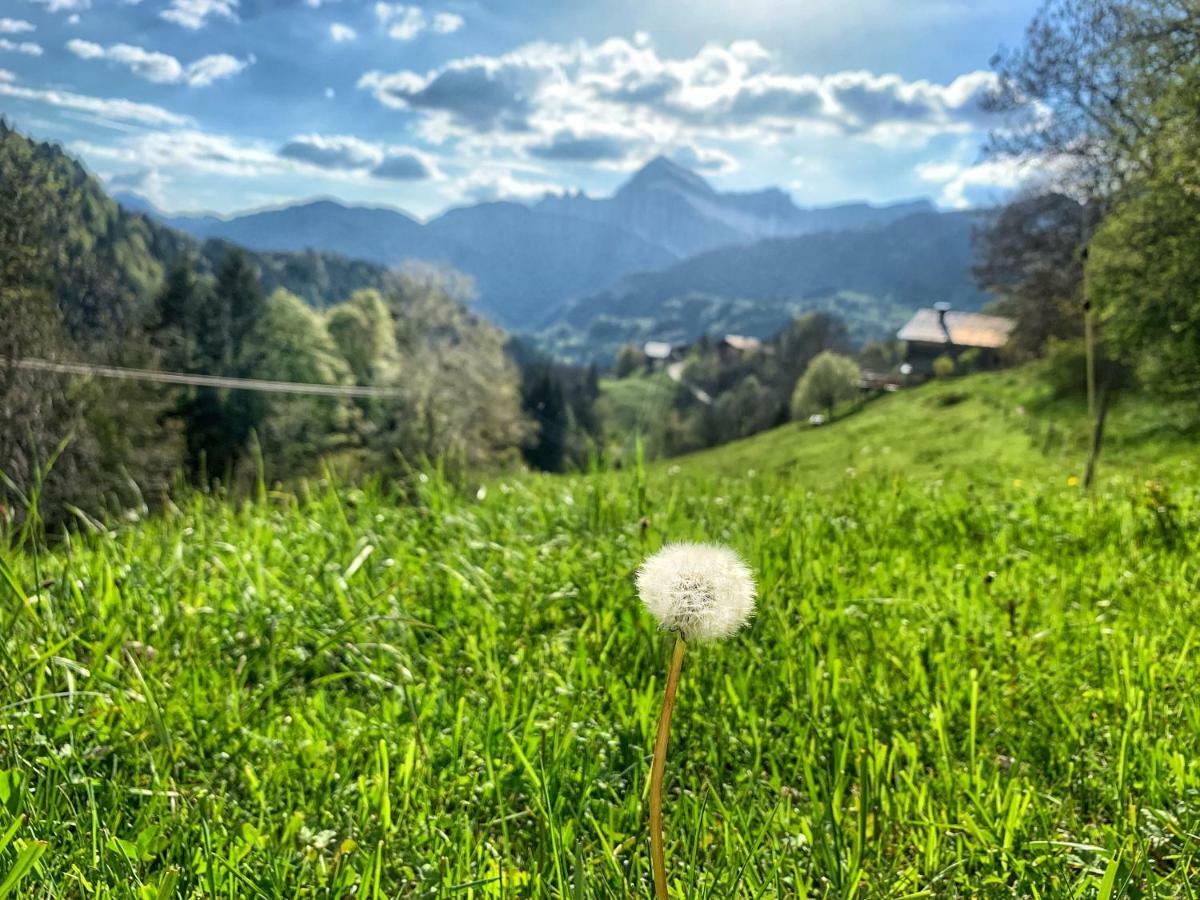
[897,308,1015,349]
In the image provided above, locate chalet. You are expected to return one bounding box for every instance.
[642,340,686,370]
[897,303,1014,374]
[718,334,762,356]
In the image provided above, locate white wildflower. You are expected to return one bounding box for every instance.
[636,543,756,641]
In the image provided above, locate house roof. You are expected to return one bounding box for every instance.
[721,334,762,352]
[897,308,1015,349]
[643,340,676,359]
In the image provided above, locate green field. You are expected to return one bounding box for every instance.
[2,371,1200,897]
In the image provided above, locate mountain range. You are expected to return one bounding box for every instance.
[119,156,945,333]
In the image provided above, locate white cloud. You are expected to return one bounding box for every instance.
[373,4,463,40]
[0,19,35,34]
[73,130,283,178]
[455,167,564,203]
[279,133,384,169]
[0,75,192,126]
[916,156,1043,208]
[70,127,442,195]
[160,0,238,29]
[375,3,424,40]
[66,40,249,86]
[329,22,356,42]
[431,12,462,34]
[358,35,1002,169]
[184,54,248,86]
[670,143,737,174]
[277,132,440,180]
[31,0,90,12]
[0,39,42,56]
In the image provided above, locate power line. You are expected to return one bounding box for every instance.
[9,357,406,400]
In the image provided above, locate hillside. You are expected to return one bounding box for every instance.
[681,367,1198,482]
[541,208,989,361]
[3,367,1199,895]
[0,123,389,342]
[126,155,936,331]
[1,123,529,522]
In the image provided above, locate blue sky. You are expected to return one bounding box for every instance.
[0,0,1042,218]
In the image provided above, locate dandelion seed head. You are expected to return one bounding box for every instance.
[636,542,756,641]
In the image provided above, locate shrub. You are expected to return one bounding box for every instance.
[790,351,860,420]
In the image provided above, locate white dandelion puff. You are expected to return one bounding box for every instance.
[636,542,756,641]
[638,541,758,898]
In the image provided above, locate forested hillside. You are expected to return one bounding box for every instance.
[0,122,390,340]
[0,124,528,523]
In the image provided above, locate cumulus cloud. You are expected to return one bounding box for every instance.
[0,39,42,56]
[431,12,462,34]
[358,58,545,131]
[358,35,1003,167]
[279,133,383,169]
[329,22,356,42]
[371,151,434,180]
[374,4,464,40]
[0,19,35,34]
[74,128,440,201]
[277,133,438,180]
[529,131,631,162]
[160,0,238,29]
[0,74,193,126]
[66,40,250,86]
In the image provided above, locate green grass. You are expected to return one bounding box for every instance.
[597,371,680,458]
[683,369,1198,483]
[2,372,1200,897]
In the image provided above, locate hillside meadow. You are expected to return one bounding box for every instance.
[2,372,1199,897]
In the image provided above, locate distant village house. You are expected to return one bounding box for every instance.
[717,334,762,361]
[642,341,686,369]
[897,303,1014,374]
[641,334,762,371]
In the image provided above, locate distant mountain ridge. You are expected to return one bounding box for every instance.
[538,155,935,257]
[539,208,991,362]
[121,156,937,330]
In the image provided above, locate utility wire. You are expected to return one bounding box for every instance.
[9,357,407,400]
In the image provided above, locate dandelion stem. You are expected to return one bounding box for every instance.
[650,634,686,900]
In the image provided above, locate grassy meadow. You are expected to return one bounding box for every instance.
[2,370,1200,897]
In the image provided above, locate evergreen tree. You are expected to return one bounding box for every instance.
[174,249,269,480]
[148,256,206,372]
[522,368,570,473]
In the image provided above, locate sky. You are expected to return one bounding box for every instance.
[0,0,1044,219]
